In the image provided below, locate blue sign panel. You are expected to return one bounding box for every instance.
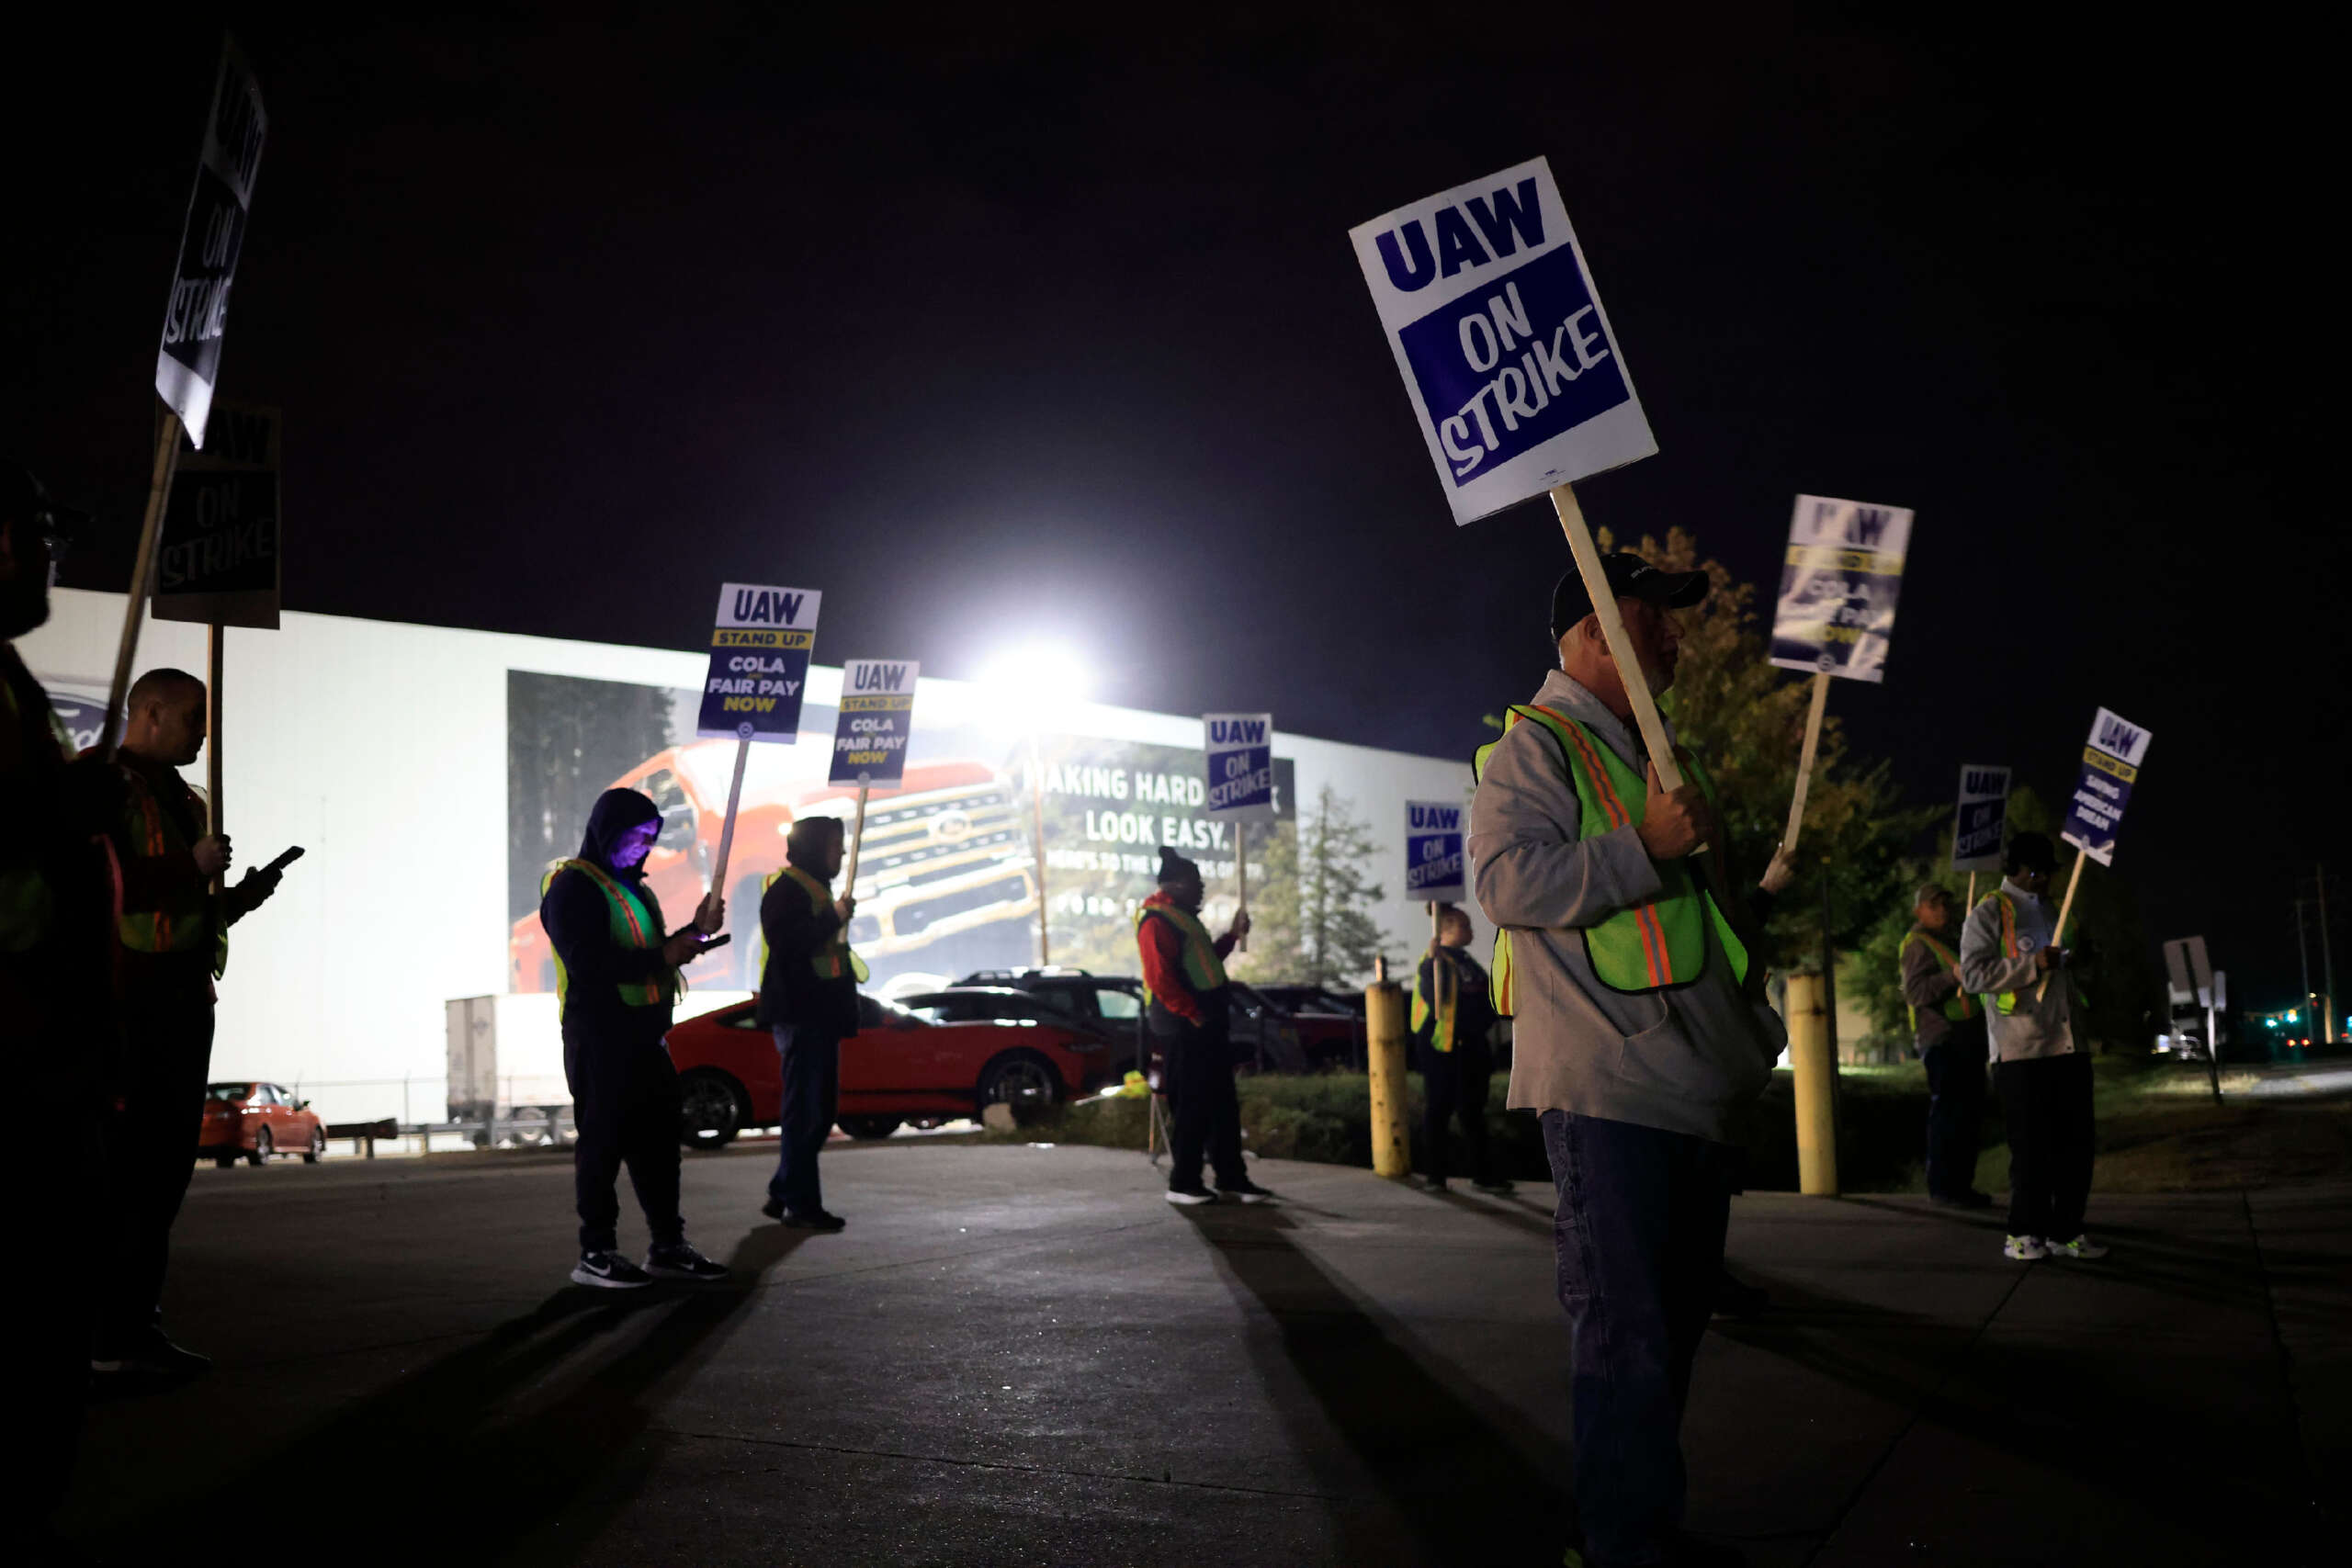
[2061,708,2152,867]
[1405,799,1465,904]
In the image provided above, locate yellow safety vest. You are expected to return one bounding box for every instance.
[764,863,869,984]
[1474,705,1747,1012]
[1412,946,1466,1053]
[1900,928,1978,1032]
[117,765,228,978]
[1983,891,2070,1017]
[540,859,680,1018]
[1134,895,1226,1010]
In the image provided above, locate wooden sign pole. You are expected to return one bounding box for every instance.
[1030,732,1049,967]
[1232,818,1249,953]
[2035,851,2087,1003]
[707,735,752,900]
[1966,870,1978,908]
[98,409,186,761]
[842,778,873,890]
[1780,671,1831,854]
[1550,482,1685,791]
[206,622,225,901]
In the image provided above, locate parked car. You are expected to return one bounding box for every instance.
[1245,987,1363,1070]
[663,992,1112,1148]
[1254,984,1366,1020]
[198,1082,325,1168]
[952,967,1307,1073]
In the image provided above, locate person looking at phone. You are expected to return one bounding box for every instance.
[541,787,729,1288]
[94,666,288,1382]
[756,814,866,1231]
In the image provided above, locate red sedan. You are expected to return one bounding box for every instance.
[664,994,1112,1148]
[198,1082,326,1168]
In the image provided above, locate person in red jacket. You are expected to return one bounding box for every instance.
[1134,845,1271,1205]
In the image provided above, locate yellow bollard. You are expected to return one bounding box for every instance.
[1785,971,1839,1196]
[1365,979,1411,1179]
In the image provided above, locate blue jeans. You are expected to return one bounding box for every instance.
[1542,1110,1736,1567]
[769,1025,841,1214]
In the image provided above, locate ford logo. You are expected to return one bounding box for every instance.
[932,811,972,842]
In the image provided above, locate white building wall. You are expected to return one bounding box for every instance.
[20,591,1475,1122]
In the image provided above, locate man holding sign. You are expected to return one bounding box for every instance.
[1470,562,1780,1568]
[1958,833,2102,1263]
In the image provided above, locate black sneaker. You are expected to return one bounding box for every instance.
[1472,1177,1517,1194]
[1217,1179,1278,1205]
[760,1196,785,1220]
[571,1249,652,1289]
[92,1327,212,1378]
[780,1208,846,1232]
[646,1242,729,1281]
[1417,1175,1450,1191]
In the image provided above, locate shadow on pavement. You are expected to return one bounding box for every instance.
[104,1225,805,1565]
[1423,1184,1555,1243]
[1713,1263,2323,1561]
[1182,1201,1572,1567]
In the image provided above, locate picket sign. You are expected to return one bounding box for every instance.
[1779,671,1831,854]
[108,40,267,761]
[698,583,821,917]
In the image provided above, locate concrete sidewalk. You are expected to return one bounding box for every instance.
[65,1143,2345,1565]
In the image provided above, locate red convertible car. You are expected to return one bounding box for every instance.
[198,1082,326,1168]
[663,994,1111,1148]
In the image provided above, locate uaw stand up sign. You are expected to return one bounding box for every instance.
[697,582,821,898]
[2038,706,2154,1003]
[830,660,920,897]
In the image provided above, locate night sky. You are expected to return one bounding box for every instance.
[9,9,2342,1010]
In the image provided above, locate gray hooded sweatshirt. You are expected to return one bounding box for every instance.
[1468,671,1783,1144]
[1956,878,2081,1062]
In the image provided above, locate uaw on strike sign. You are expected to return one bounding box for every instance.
[1351,156,1657,525]
[831,660,918,786]
[698,583,820,742]
[2062,708,2153,866]
[1405,801,1466,904]
[156,39,266,450]
[1203,713,1276,822]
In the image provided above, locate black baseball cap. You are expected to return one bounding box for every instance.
[1549,553,1709,641]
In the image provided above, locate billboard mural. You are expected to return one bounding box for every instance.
[507,671,1294,998]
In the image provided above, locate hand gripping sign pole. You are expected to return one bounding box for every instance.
[107,39,266,761]
[1767,496,1916,854]
[696,583,822,924]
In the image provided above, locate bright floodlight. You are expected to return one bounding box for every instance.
[978,643,1091,735]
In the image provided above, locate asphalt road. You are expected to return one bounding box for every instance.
[62,1139,2348,1565]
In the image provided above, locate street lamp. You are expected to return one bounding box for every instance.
[978,645,1091,968]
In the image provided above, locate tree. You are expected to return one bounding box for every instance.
[1599,526,1930,974]
[1240,785,1386,987]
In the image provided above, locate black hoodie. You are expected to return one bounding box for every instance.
[539,789,675,1046]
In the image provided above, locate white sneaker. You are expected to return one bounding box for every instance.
[2045,1235,2109,1259]
[1164,1187,1216,1206]
[2004,1235,2048,1260]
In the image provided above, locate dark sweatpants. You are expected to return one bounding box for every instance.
[564,1031,683,1254]
[1543,1110,1736,1568]
[1162,1022,1247,1192]
[1921,1019,1989,1200]
[1421,1041,1494,1184]
[99,970,216,1347]
[769,1024,841,1215]
[1999,1053,2094,1242]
